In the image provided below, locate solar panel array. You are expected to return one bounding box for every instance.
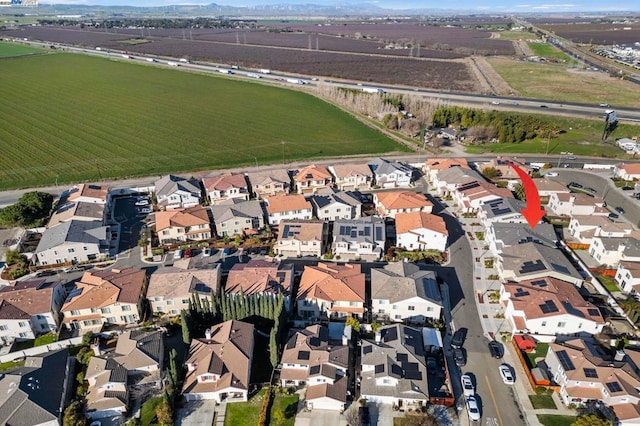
[374,364,385,374]
[557,350,576,371]
[520,260,547,274]
[298,350,310,361]
[540,300,559,314]
[309,365,321,375]
[363,345,373,355]
[531,279,548,288]
[584,368,598,378]
[282,224,302,238]
[514,288,530,297]
[587,308,600,317]
[606,381,623,393]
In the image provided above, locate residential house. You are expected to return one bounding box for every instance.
[368,157,414,188]
[452,180,514,213]
[61,268,147,333]
[360,324,428,407]
[615,261,640,295]
[332,217,385,261]
[329,163,373,191]
[182,320,254,403]
[66,183,111,208]
[547,193,608,217]
[568,215,634,245]
[210,199,265,238]
[0,278,67,345]
[202,173,250,205]
[85,330,164,420]
[35,220,110,266]
[533,178,572,199]
[395,212,448,252]
[293,165,334,194]
[431,167,484,197]
[154,174,201,210]
[496,242,583,285]
[310,188,362,221]
[371,263,442,323]
[614,163,640,181]
[0,348,74,426]
[247,169,290,198]
[616,138,640,155]
[422,158,470,184]
[275,220,327,258]
[501,277,605,336]
[373,191,433,219]
[545,338,640,424]
[297,263,365,320]
[155,206,212,245]
[48,201,105,228]
[226,260,294,309]
[280,324,351,411]
[589,236,640,267]
[477,157,532,182]
[264,194,312,225]
[485,223,557,258]
[147,262,220,315]
[478,198,528,228]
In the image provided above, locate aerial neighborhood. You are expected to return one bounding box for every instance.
[2,152,640,426]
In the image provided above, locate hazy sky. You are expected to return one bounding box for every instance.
[38,0,640,11]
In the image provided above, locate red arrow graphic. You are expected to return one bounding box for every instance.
[508,163,545,229]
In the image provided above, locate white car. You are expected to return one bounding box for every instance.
[202,248,212,257]
[173,249,183,260]
[135,199,149,206]
[499,364,515,385]
[461,374,474,397]
[466,396,481,421]
[544,172,559,177]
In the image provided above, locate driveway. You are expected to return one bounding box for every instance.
[294,408,346,426]
[369,403,394,426]
[176,400,217,426]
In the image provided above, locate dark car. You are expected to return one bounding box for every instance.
[609,212,620,220]
[453,348,466,367]
[540,105,548,108]
[358,406,371,426]
[451,328,467,349]
[616,206,626,214]
[568,182,583,189]
[622,186,634,191]
[488,340,503,359]
[35,270,57,277]
[584,187,597,193]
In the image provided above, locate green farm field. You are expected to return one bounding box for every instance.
[0,53,404,190]
[527,42,572,61]
[0,41,46,58]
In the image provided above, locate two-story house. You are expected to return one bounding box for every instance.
[395,211,448,252]
[332,217,385,261]
[547,193,608,217]
[246,169,290,198]
[280,324,351,411]
[182,320,254,403]
[328,163,373,191]
[485,222,557,258]
[422,158,470,184]
[264,194,313,225]
[615,261,640,295]
[226,260,294,304]
[533,178,572,200]
[147,261,220,316]
[310,188,362,221]
[275,220,327,258]
[155,174,201,210]
[48,201,106,228]
[371,263,442,323]
[614,163,640,181]
[202,173,250,205]
[496,242,583,285]
[293,165,334,194]
[297,263,365,320]
[61,268,147,333]
[501,277,605,337]
[373,191,433,219]
[452,180,514,213]
[0,278,67,345]
[155,206,212,245]
[568,215,634,245]
[431,166,483,197]
[210,199,265,238]
[589,236,640,267]
[477,198,528,229]
[368,157,413,188]
[35,220,110,266]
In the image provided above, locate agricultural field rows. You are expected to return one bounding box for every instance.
[539,23,640,45]
[0,40,45,57]
[0,52,404,190]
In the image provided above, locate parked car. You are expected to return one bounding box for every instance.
[451,328,467,349]
[567,155,576,160]
[584,187,597,193]
[63,265,81,273]
[135,199,149,206]
[466,396,481,421]
[609,212,620,220]
[488,340,503,359]
[539,104,548,108]
[453,348,466,367]
[621,186,634,191]
[358,406,371,426]
[616,206,626,214]
[544,172,558,177]
[203,247,212,257]
[173,249,183,260]
[35,270,57,277]
[499,364,515,385]
[184,248,193,258]
[222,247,231,256]
[568,182,583,189]
[461,374,474,397]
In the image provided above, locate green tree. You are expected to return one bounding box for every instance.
[514,183,526,201]
[345,316,361,332]
[481,167,501,180]
[76,346,94,366]
[62,401,87,426]
[572,414,613,426]
[156,397,173,426]
[180,310,191,345]
[269,328,279,368]
[4,249,26,266]
[371,322,382,333]
[0,191,54,227]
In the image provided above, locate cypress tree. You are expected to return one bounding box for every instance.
[210,292,218,318]
[269,328,278,368]
[260,295,267,318]
[180,310,191,345]
[267,295,274,320]
[230,295,237,320]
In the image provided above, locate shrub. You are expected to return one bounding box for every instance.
[258,387,274,426]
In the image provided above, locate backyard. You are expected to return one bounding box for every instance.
[597,274,621,293]
[526,343,549,369]
[224,388,299,426]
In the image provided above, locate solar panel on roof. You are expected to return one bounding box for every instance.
[374,364,385,374]
[397,353,408,362]
[298,351,310,361]
[364,228,371,236]
[557,350,576,371]
[606,381,623,393]
[405,369,422,380]
[520,260,546,274]
[584,368,598,378]
[587,308,600,316]
[514,288,530,297]
[375,227,383,241]
[363,345,373,355]
[391,364,404,377]
[540,300,559,314]
[309,365,321,375]
[531,279,548,287]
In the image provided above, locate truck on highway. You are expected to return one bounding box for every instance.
[146,58,158,63]
[122,54,132,59]
[259,69,271,74]
[362,87,384,94]
[218,69,233,74]
[179,58,189,63]
[167,61,179,67]
[246,72,261,79]
[286,78,307,85]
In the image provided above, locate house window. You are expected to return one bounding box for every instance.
[408,306,415,311]
[154,297,162,302]
[378,300,386,304]
[182,299,190,304]
[101,307,111,314]
[162,230,169,236]
[541,321,547,327]
[71,310,81,316]
[426,307,434,312]
[122,305,131,311]
[157,306,164,312]
[83,246,88,251]
[395,315,401,320]
[167,300,174,306]
[0,325,8,331]
[19,332,29,338]
[107,317,116,323]
[90,308,98,313]
[68,248,75,253]
[18,322,27,328]
[40,324,47,330]
[378,309,385,314]
[557,322,566,328]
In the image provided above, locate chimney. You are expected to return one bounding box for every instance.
[615,350,626,362]
[375,331,381,344]
[205,328,212,340]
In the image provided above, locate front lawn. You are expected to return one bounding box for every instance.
[0,360,25,372]
[224,389,266,426]
[597,274,621,292]
[526,343,549,369]
[270,393,299,426]
[529,394,557,409]
[537,414,576,426]
[140,396,163,426]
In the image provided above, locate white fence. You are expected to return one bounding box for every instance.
[583,163,615,170]
[0,336,83,363]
